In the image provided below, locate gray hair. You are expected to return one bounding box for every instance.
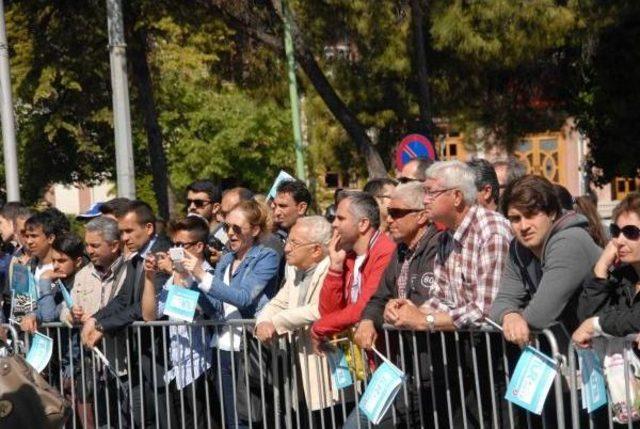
[425,160,477,206]
[295,216,332,249]
[390,182,425,210]
[339,191,380,230]
[85,216,120,242]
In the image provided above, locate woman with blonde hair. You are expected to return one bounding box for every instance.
[185,199,281,428]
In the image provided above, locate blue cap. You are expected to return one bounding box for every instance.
[76,202,104,220]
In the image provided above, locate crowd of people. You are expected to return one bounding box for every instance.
[1,155,638,428]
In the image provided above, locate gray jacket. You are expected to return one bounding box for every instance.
[490,211,602,332]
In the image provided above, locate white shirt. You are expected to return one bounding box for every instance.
[34,263,54,283]
[210,264,243,352]
[350,254,366,304]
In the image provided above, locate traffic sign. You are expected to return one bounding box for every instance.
[395,134,436,171]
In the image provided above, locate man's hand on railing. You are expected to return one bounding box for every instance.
[502,312,532,347]
[81,317,103,348]
[388,299,427,331]
[20,314,38,334]
[254,321,277,344]
[354,320,377,350]
[70,305,85,324]
[572,317,596,349]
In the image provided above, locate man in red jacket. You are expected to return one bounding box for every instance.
[311,191,395,351]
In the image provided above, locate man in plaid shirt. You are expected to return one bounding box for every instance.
[385,160,512,331]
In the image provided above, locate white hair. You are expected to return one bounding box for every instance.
[390,182,425,210]
[425,160,477,206]
[294,216,332,248]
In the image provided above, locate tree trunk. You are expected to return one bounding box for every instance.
[127,20,171,219]
[410,0,433,138]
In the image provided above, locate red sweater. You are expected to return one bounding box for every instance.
[312,232,395,339]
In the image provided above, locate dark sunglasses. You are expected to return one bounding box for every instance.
[222,222,243,236]
[610,224,640,241]
[187,199,212,208]
[170,240,199,248]
[397,177,419,184]
[387,207,422,219]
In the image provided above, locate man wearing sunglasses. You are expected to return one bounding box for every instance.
[186,180,222,229]
[490,175,602,347]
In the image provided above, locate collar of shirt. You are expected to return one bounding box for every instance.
[91,255,124,282]
[452,205,478,246]
[294,263,318,284]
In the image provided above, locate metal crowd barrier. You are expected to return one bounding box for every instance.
[14,321,570,429]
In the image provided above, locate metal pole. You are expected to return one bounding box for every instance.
[106,0,135,198]
[0,0,20,201]
[281,0,307,182]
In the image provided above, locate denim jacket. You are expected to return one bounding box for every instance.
[199,244,280,319]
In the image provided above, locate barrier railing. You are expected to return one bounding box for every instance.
[8,321,571,429]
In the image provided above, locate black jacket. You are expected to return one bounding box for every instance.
[362,224,442,328]
[94,235,171,331]
[578,265,640,337]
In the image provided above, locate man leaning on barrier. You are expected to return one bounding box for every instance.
[349,181,441,428]
[382,161,512,428]
[490,175,602,347]
[254,216,339,422]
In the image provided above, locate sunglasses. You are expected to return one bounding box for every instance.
[187,199,212,208]
[397,177,419,184]
[387,207,422,219]
[610,224,640,241]
[170,240,199,248]
[222,222,243,236]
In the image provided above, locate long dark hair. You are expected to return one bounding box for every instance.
[574,196,608,248]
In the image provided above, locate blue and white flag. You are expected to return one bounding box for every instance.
[505,346,558,415]
[163,285,199,322]
[359,360,405,424]
[267,170,296,200]
[326,347,353,389]
[26,332,54,373]
[57,280,74,308]
[578,349,608,412]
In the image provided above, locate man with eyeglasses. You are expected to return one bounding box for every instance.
[347,181,442,428]
[255,216,340,421]
[186,180,222,229]
[491,175,602,347]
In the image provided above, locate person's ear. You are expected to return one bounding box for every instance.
[417,210,430,226]
[212,203,221,214]
[75,256,84,269]
[297,202,308,216]
[47,234,56,245]
[145,222,154,236]
[251,225,261,239]
[195,242,205,254]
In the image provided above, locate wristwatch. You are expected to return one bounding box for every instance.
[425,314,436,332]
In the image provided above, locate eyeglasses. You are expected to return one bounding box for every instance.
[187,199,212,208]
[286,239,317,250]
[397,177,419,184]
[424,187,456,200]
[222,222,243,236]
[171,240,199,249]
[375,194,392,200]
[387,207,422,219]
[610,224,640,241]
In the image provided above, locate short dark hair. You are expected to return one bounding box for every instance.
[52,233,85,259]
[363,178,398,197]
[25,211,67,237]
[42,208,71,233]
[276,180,312,206]
[168,216,209,244]
[100,197,131,219]
[501,175,560,217]
[223,187,254,202]
[123,200,156,229]
[0,202,25,223]
[403,158,434,181]
[467,159,499,206]
[553,184,574,211]
[340,190,380,230]
[186,180,222,204]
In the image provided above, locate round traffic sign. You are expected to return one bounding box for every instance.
[395,134,435,171]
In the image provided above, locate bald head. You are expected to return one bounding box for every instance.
[218,187,254,222]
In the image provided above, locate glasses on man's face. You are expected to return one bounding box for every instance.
[397,177,419,184]
[171,240,199,249]
[610,224,640,241]
[387,207,422,220]
[222,222,243,236]
[187,199,212,209]
[286,238,316,251]
[424,188,455,200]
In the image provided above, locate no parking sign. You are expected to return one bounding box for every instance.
[395,134,436,171]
